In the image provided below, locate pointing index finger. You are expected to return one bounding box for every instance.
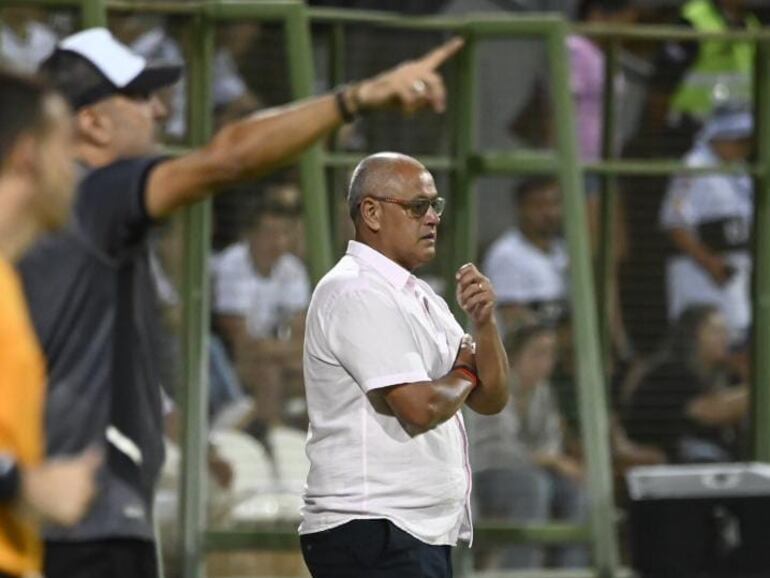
[418,36,465,71]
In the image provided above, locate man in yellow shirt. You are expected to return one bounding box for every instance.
[0,70,99,578]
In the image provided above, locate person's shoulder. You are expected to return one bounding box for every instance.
[313,255,391,307]
[77,155,166,203]
[214,242,249,273]
[274,252,308,276]
[486,229,522,259]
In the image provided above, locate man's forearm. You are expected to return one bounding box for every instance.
[466,319,509,415]
[382,369,477,436]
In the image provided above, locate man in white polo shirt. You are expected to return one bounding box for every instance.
[300,152,509,577]
[660,105,753,347]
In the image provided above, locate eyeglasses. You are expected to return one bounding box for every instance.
[368,195,446,218]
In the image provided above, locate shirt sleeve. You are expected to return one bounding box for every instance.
[326,288,431,392]
[212,259,249,316]
[660,176,698,230]
[280,259,311,313]
[74,156,165,259]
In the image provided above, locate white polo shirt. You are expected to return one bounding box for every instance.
[300,241,473,546]
[212,242,310,339]
[483,229,569,323]
[660,143,753,343]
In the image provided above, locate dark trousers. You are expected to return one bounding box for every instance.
[45,538,157,578]
[301,519,452,578]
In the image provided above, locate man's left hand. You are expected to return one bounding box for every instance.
[455,263,496,326]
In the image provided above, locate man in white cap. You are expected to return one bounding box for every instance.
[18,26,463,578]
[660,105,754,347]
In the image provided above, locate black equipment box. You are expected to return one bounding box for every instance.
[626,463,770,578]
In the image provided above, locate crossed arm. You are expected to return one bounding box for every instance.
[381,264,509,435]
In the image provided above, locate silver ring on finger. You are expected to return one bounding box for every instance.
[477,282,483,291]
[411,79,427,95]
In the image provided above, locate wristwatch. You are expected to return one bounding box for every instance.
[460,333,476,355]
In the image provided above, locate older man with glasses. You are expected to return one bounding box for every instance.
[300,152,509,578]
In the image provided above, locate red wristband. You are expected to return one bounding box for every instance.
[452,365,479,389]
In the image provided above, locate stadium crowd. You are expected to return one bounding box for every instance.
[1,0,768,577]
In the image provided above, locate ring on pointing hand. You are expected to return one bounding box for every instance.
[477,282,483,291]
[411,79,427,95]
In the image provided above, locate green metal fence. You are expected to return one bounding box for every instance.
[4,1,770,577]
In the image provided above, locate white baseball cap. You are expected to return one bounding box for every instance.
[40,27,181,110]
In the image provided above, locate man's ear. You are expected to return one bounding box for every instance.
[359,197,382,232]
[76,105,112,147]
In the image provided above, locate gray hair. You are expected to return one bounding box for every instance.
[347,152,419,220]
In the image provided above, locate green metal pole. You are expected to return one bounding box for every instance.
[597,38,620,370]
[328,22,346,251]
[285,2,334,282]
[547,21,619,577]
[81,0,106,27]
[446,33,474,576]
[753,39,770,462]
[178,10,214,578]
[447,31,476,320]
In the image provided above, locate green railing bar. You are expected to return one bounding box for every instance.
[205,523,590,552]
[1,0,90,7]
[326,22,346,253]
[469,151,560,174]
[309,7,466,31]
[324,152,457,172]
[574,22,770,41]
[753,39,770,463]
[447,33,477,320]
[473,523,590,545]
[284,1,334,282]
[203,0,324,21]
[547,20,619,578]
[206,528,299,551]
[7,0,106,26]
[471,154,761,178]
[178,11,214,578]
[585,159,762,177]
[597,38,621,370]
[106,0,202,14]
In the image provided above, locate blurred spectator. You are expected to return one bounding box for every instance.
[659,106,753,348]
[0,8,57,75]
[147,223,248,422]
[648,0,758,143]
[622,304,748,464]
[111,15,261,139]
[468,323,588,570]
[213,202,311,430]
[483,177,568,332]
[0,70,98,578]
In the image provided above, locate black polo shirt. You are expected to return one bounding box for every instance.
[18,156,168,542]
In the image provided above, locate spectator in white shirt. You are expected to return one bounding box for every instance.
[660,105,753,348]
[213,202,310,429]
[300,152,509,578]
[483,177,568,332]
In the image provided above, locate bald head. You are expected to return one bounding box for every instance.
[347,152,424,221]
